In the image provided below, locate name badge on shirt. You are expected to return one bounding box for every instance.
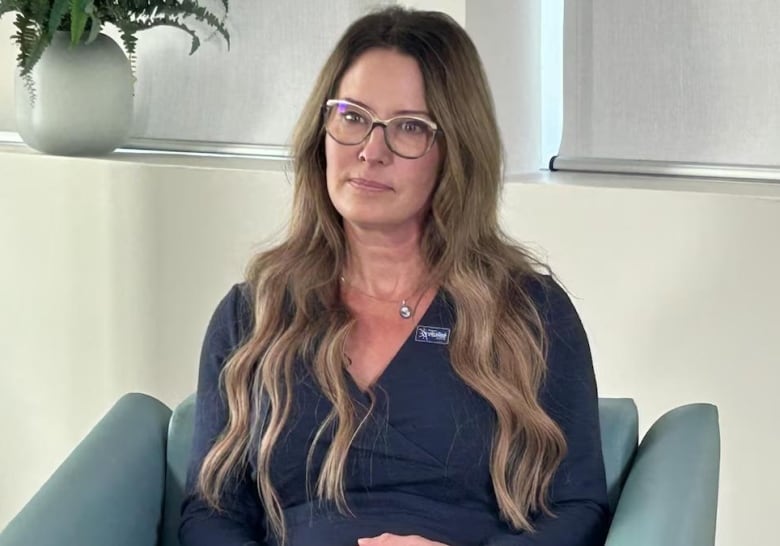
[414,325,450,345]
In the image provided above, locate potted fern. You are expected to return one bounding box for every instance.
[0,0,230,155]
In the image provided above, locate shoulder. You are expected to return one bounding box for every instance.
[204,282,255,353]
[516,273,591,371]
[519,273,581,329]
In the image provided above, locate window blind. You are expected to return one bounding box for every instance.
[552,0,780,181]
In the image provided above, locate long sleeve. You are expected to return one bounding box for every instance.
[179,284,267,546]
[484,277,610,546]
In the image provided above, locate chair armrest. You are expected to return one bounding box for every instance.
[605,403,720,546]
[0,393,172,546]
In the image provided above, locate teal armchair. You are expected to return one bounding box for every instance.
[0,394,720,546]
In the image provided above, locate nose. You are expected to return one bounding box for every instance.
[359,124,392,164]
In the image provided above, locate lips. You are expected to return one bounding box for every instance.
[348,177,393,191]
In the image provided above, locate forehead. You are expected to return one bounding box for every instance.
[335,48,429,114]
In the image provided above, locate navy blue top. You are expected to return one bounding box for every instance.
[180,276,609,546]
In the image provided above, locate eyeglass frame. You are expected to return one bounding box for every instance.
[322,99,441,159]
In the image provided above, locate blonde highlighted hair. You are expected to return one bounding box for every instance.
[197,6,566,543]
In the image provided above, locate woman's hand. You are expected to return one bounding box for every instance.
[357,533,449,546]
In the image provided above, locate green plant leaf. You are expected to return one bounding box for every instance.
[86,13,102,42]
[48,0,71,35]
[158,1,230,48]
[70,0,92,44]
[5,0,231,79]
[123,16,201,54]
[84,2,102,43]
[30,0,51,23]
[1,2,24,18]
[12,10,48,92]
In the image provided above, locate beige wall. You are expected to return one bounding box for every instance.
[0,149,292,527]
[2,147,780,545]
[500,173,780,546]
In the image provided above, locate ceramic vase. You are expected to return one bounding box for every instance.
[15,32,134,156]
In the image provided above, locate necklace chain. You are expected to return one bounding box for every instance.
[339,275,416,319]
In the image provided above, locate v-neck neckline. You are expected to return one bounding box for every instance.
[346,290,443,399]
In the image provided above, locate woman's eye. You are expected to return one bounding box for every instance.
[400,120,426,133]
[343,111,367,124]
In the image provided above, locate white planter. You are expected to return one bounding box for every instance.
[15,32,134,156]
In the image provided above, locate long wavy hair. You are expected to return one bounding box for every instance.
[197,6,566,543]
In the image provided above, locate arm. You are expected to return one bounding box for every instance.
[179,284,266,546]
[605,403,719,546]
[0,394,170,546]
[484,277,610,546]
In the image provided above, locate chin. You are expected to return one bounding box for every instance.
[343,213,426,236]
[337,201,388,222]
[342,213,393,230]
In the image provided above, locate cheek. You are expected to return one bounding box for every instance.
[325,135,356,162]
[324,138,342,191]
[324,135,336,162]
[415,146,443,197]
[325,137,354,184]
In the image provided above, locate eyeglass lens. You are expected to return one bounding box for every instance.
[325,101,435,159]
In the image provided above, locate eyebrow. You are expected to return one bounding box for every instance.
[342,96,433,118]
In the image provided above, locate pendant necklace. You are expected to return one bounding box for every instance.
[340,276,416,319]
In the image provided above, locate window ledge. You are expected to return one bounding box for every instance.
[0,142,290,174]
[506,170,780,200]
[4,142,780,200]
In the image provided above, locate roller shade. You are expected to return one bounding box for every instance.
[552,0,780,181]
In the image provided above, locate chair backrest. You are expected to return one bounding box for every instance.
[161,394,196,546]
[161,396,639,545]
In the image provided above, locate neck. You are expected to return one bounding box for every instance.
[343,223,428,300]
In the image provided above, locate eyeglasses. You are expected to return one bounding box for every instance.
[323,99,440,159]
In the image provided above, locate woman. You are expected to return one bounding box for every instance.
[180,7,609,546]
